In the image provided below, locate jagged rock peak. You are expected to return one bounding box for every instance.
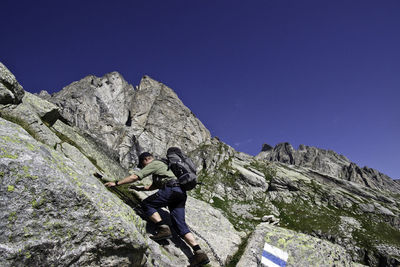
[0,62,25,104]
[129,74,211,158]
[259,142,296,165]
[136,75,184,107]
[256,142,400,193]
[46,71,135,129]
[54,71,133,100]
[261,143,273,152]
[139,75,160,88]
[257,142,350,166]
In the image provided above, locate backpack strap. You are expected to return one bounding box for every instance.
[154,158,173,172]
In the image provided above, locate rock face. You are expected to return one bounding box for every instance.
[256,142,400,194]
[0,117,151,266]
[42,73,211,168]
[1,62,399,266]
[0,63,24,104]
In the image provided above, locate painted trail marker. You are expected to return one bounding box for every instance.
[261,242,289,267]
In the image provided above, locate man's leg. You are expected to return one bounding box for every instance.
[169,191,210,266]
[141,190,173,241]
[183,232,198,247]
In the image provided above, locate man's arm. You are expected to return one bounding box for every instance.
[105,161,160,189]
[104,173,139,187]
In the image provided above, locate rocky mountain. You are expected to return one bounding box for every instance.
[1,62,399,266]
[39,73,211,169]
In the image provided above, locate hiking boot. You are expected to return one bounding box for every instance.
[150,225,172,241]
[190,250,210,266]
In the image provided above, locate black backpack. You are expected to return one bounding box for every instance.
[165,147,198,191]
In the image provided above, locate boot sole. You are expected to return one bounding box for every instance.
[191,259,210,267]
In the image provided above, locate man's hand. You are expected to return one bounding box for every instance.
[104,181,117,187]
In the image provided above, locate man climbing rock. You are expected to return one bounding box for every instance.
[105,152,210,266]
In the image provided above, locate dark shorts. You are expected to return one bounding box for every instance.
[141,186,190,236]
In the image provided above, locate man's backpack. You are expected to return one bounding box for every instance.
[165,147,198,191]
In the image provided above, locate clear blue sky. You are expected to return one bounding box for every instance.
[1,0,399,179]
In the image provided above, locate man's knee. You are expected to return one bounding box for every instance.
[177,228,191,237]
[141,201,157,217]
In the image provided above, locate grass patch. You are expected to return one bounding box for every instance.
[272,199,342,235]
[226,233,250,267]
[353,215,400,249]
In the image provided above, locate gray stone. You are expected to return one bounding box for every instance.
[339,217,362,238]
[359,203,375,213]
[0,62,25,104]
[374,203,395,216]
[186,197,242,266]
[261,215,279,225]
[232,160,267,189]
[22,92,60,126]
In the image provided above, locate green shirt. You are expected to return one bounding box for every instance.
[133,160,176,189]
